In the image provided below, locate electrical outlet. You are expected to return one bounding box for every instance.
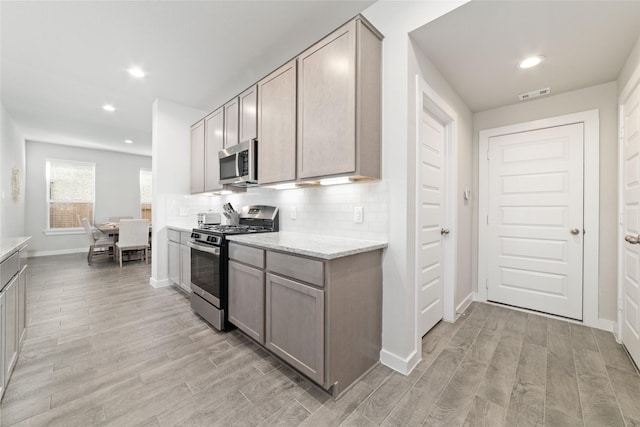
[290,206,297,220]
[354,206,363,223]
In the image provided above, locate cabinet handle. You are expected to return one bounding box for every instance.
[625,235,640,244]
[441,228,450,235]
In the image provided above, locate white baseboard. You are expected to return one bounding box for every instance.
[29,248,86,257]
[587,318,616,333]
[455,292,474,320]
[379,348,420,375]
[150,277,170,288]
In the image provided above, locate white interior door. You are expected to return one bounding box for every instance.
[487,123,584,320]
[622,82,640,367]
[418,110,446,337]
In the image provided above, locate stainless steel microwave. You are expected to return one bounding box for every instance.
[219,139,257,186]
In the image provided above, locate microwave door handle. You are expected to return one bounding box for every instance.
[236,153,241,178]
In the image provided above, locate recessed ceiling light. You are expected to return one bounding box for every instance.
[102,104,116,112]
[128,67,146,78]
[124,139,133,144]
[519,56,544,69]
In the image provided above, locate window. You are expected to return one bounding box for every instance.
[46,159,95,229]
[140,169,152,221]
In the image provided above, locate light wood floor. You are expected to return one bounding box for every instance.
[2,253,640,426]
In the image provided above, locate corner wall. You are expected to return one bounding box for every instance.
[362,0,469,373]
[1,104,26,238]
[409,38,474,310]
[150,99,207,288]
[472,81,619,321]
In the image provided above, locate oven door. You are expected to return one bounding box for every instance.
[189,242,221,307]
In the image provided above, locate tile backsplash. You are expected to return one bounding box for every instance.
[165,181,389,242]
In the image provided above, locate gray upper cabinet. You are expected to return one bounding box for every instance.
[224,97,239,148]
[239,85,258,144]
[204,107,224,192]
[297,18,382,181]
[190,119,205,194]
[258,60,297,185]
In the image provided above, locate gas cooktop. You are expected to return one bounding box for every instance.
[193,205,279,236]
[196,224,274,234]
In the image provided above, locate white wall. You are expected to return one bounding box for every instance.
[360,0,469,373]
[150,99,207,288]
[409,38,474,309]
[1,104,27,238]
[618,33,640,96]
[25,141,151,255]
[472,81,619,321]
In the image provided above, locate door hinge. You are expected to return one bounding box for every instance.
[485,279,488,290]
[486,150,490,160]
[486,215,489,225]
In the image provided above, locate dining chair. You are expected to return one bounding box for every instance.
[116,219,150,268]
[82,218,115,265]
[109,216,133,223]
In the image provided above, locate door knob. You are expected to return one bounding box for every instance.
[441,228,450,235]
[570,228,581,235]
[625,234,640,244]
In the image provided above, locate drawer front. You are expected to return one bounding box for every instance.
[267,251,323,287]
[180,231,192,245]
[1,252,20,290]
[229,243,264,269]
[168,229,181,243]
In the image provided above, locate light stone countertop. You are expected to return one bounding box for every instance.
[1,236,31,263]
[166,224,195,233]
[226,232,387,260]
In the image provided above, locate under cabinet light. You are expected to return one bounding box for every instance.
[124,139,133,144]
[320,177,352,186]
[102,104,116,112]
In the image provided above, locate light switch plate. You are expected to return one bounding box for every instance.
[290,206,297,220]
[354,206,363,223]
[179,207,189,216]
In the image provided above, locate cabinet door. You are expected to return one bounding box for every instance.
[266,273,324,384]
[224,98,239,148]
[190,120,206,194]
[0,290,5,396]
[298,20,356,179]
[3,276,18,381]
[239,85,257,144]
[168,241,180,286]
[18,267,26,345]
[204,108,224,192]
[180,244,191,293]
[258,60,297,184]
[228,260,265,343]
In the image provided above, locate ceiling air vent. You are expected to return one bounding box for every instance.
[518,87,551,101]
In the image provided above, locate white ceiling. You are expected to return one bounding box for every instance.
[410,0,640,113]
[0,1,374,156]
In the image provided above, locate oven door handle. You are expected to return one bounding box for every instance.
[188,241,220,255]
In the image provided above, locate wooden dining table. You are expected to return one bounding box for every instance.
[95,222,153,241]
[95,222,153,262]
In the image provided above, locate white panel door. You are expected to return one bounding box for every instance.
[487,123,584,320]
[418,111,445,337]
[622,82,640,367]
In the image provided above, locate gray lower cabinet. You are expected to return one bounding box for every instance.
[18,266,26,345]
[0,244,28,401]
[168,229,191,293]
[228,260,265,343]
[227,241,382,397]
[168,240,180,286]
[3,276,17,382]
[265,273,324,384]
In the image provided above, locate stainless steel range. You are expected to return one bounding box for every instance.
[188,205,278,330]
